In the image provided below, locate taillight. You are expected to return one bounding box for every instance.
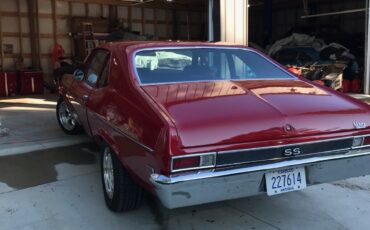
[172,157,200,171]
[171,153,216,173]
[353,136,370,148]
[363,136,370,146]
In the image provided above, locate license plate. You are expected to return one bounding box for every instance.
[265,167,307,196]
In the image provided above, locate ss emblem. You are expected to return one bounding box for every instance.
[283,148,301,157]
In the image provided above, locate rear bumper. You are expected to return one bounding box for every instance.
[150,148,370,209]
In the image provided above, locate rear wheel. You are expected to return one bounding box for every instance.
[101,143,143,212]
[56,97,83,135]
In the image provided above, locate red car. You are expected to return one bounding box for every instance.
[57,41,370,212]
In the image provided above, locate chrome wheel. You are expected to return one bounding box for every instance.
[58,101,76,131]
[103,147,114,199]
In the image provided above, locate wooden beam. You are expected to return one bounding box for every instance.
[2,32,70,39]
[56,0,206,11]
[3,53,72,59]
[1,11,70,19]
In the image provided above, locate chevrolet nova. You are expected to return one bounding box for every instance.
[57,41,370,212]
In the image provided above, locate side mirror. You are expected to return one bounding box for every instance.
[73,69,85,81]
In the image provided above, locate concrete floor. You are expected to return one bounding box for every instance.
[1,94,370,230]
[0,144,370,230]
[0,95,89,156]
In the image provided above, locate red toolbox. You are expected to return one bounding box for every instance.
[19,71,44,94]
[0,72,17,97]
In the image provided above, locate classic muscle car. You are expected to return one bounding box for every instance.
[57,41,370,212]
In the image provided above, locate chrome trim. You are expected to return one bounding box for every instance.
[216,136,354,167]
[94,113,154,153]
[139,79,296,87]
[171,152,217,173]
[359,144,370,149]
[150,148,370,209]
[131,46,297,86]
[169,135,370,172]
[217,135,355,155]
[153,147,370,185]
[216,149,350,168]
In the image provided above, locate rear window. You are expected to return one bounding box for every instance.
[134,48,294,85]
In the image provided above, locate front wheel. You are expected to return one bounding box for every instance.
[101,143,143,212]
[56,97,83,135]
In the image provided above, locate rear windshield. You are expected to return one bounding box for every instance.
[134,48,294,85]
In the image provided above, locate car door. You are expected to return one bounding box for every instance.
[69,49,110,135]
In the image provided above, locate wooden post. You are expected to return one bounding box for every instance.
[166,10,170,39]
[85,3,89,17]
[16,0,23,57]
[69,1,73,56]
[128,6,132,29]
[172,10,177,40]
[186,11,190,40]
[51,0,57,45]
[0,9,3,71]
[141,7,145,35]
[27,0,40,69]
[68,1,73,15]
[35,0,41,69]
[153,8,158,39]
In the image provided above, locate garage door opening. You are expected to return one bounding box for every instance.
[249,0,368,94]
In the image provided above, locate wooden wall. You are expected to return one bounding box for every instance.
[0,0,206,84]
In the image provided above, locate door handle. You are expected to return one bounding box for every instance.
[82,95,89,101]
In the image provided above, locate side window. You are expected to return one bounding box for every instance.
[85,50,109,86]
[98,63,109,87]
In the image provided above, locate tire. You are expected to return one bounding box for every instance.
[56,97,83,135]
[101,143,143,212]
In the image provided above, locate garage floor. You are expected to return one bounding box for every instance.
[1,94,370,230]
[0,95,89,156]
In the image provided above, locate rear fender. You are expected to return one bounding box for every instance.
[97,129,120,158]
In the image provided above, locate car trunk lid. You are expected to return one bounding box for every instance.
[142,80,370,148]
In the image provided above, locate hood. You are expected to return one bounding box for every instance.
[142,80,370,148]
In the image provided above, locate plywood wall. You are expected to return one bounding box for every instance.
[0,0,206,84]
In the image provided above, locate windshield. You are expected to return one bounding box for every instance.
[134,48,295,85]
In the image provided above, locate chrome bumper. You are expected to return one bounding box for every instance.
[150,148,370,209]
